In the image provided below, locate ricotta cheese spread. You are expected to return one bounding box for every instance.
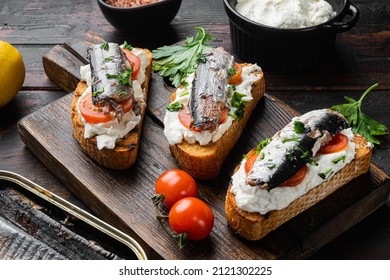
[235,0,336,29]
[163,64,261,146]
[77,47,147,150]
[230,128,356,214]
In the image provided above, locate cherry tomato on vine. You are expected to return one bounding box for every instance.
[168,197,214,241]
[153,169,198,209]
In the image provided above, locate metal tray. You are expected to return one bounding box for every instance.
[0,170,147,260]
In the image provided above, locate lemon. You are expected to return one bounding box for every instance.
[0,40,25,108]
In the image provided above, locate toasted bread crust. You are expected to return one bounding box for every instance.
[169,70,265,180]
[225,134,373,240]
[71,49,152,170]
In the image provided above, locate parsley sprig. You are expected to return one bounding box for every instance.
[152,27,215,88]
[331,83,388,145]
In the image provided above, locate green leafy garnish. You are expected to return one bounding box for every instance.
[227,67,236,76]
[256,138,272,154]
[152,27,215,88]
[106,68,133,86]
[123,41,133,51]
[332,155,346,164]
[318,168,334,180]
[100,42,109,51]
[92,87,104,97]
[104,57,113,62]
[294,121,305,134]
[281,135,300,143]
[166,102,184,112]
[331,83,388,145]
[229,91,248,120]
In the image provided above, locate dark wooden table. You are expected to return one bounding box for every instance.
[1,0,389,259]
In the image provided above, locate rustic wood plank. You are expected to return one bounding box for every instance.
[16,85,390,259]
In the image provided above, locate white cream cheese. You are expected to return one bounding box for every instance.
[78,47,148,150]
[235,0,336,29]
[230,128,356,214]
[163,64,261,146]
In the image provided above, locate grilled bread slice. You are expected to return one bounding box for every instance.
[225,134,372,241]
[71,48,152,170]
[169,69,265,180]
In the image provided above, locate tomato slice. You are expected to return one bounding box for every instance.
[122,48,141,79]
[79,92,133,124]
[178,105,228,131]
[319,133,349,154]
[229,63,243,85]
[280,165,308,187]
[244,150,258,174]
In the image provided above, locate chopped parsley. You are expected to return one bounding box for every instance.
[227,67,236,76]
[92,87,104,97]
[104,57,113,62]
[229,91,247,120]
[182,81,190,89]
[196,53,207,64]
[294,120,305,134]
[123,41,133,51]
[308,158,319,166]
[318,168,334,180]
[100,42,109,51]
[281,135,300,143]
[166,102,184,112]
[332,155,346,164]
[256,138,272,154]
[106,68,133,86]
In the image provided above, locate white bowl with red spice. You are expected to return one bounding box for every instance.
[97,0,182,34]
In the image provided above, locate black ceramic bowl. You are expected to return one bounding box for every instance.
[223,0,359,72]
[97,0,182,35]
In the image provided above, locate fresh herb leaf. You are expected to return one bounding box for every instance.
[230,91,248,120]
[100,42,109,51]
[152,27,215,88]
[196,53,207,64]
[92,88,104,97]
[104,57,113,62]
[180,92,189,97]
[331,83,388,145]
[166,102,184,112]
[123,41,133,51]
[281,135,300,143]
[308,158,319,166]
[106,68,133,86]
[332,155,346,164]
[227,67,236,76]
[294,121,305,134]
[256,138,272,154]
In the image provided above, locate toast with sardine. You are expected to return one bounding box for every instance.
[163,47,265,179]
[71,42,152,169]
[225,108,373,240]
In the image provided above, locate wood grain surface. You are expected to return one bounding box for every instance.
[17,57,390,259]
[1,0,390,259]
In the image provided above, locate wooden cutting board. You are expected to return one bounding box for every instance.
[17,35,390,259]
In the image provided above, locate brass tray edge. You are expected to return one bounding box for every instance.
[0,169,147,260]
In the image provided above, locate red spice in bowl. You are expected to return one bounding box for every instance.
[105,0,161,8]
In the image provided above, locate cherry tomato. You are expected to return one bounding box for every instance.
[279,165,308,187]
[122,48,141,79]
[178,104,228,131]
[169,197,214,241]
[229,63,243,85]
[244,150,258,174]
[155,169,198,209]
[319,133,349,154]
[79,91,133,124]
